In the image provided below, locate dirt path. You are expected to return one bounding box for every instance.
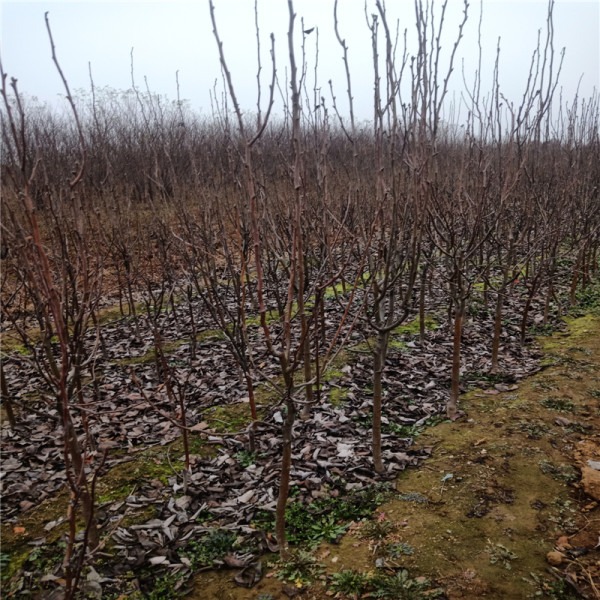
[192,315,600,599]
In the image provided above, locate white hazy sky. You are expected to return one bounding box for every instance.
[1,0,598,121]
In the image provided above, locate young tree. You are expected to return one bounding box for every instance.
[0,17,106,596]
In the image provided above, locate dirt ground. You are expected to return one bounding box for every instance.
[191,315,600,600]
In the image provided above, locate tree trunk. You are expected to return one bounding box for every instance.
[419,264,428,344]
[448,301,464,420]
[1,359,17,429]
[543,279,554,325]
[520,281,539,345]
[64,414,99,549]
[372,329,389,474]
[275,393,296,560]
[569,251,582,306]
[299,318,314,419]
[490,276,507,374]
[245,374,257,453]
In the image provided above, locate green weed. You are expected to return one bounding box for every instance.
[538,461,579,483]
[514,420,550,438]
[549,498,577,533]
[276,549,324,585]
[532,378,559,392]
[330,569,440,600]
[179,529,235,567]
[144,573,184,600]
[370,569,441,599]
[569,281,600,316]
[354,412,447,438]
[486,543,518,570]
[253,483,395,546]
[236,450,258,467]
[568,346,592,356]
[255,502,347,546]
[0,552,11,579]
[330,570,370,598]
[529,323,561,337]
[387,542,415,557]
[542,353,582,368]
[546,578,581,599]
[360,519,396,540]
[561,421,588,434]
[26,542,65,572]
[468,370,514,385]
[540,396,576,413]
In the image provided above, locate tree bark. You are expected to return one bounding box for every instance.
[372,329,389,474]
[275,393,296,560]
[448,300,465,420]
[419,264,428,344]
[1,359,17,430]
[490,274,507,374]
[64,413,99,549]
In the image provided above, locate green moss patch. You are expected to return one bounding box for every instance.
[118,330,224,366]
[329,387,349,406]
[393,313,438,336]
[96,301,147,326]
[202,403,257,433]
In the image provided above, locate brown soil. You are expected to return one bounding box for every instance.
[189,315,600,600]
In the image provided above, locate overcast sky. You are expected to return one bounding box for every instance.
[0,0,598,122]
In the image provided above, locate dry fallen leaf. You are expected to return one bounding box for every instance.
[190,421,209,431]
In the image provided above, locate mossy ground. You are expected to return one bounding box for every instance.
[117,329,225,366]
[188,315,600,599]
[0,300,147,354]
[2,302,598,599]
[0,434,217,587]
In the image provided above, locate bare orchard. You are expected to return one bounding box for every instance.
[1,1,598,598]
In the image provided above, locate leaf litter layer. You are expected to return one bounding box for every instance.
[188,315,600,600]
[1,279,598,598]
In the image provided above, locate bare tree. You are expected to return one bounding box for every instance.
[0,15,106,597]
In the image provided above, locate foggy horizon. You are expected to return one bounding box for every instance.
[1,0,598,124]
